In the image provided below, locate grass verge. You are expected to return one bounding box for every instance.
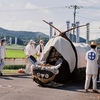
[2,69,25,75]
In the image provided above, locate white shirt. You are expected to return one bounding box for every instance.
[0,45,6,59]
[25,44,36,56]
[85,49,99,75]
[36,44,44,54]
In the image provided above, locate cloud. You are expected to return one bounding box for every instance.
[10,3,16,7]
[25,2,50,14]
[76,0,100,6]
[0,3,2,8]
[0,0,99,40]
[25,2,38,9]
[0,20,34,31]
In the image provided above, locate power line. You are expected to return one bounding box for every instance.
[0,6,68,12]
[0,5,100,13]
[65,5,84,42]
[76,15,99,21]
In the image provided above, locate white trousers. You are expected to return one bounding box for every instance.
[0,59,5,71]
[85,74,97,90]
[37,53,42,63]
[25,61,33,74]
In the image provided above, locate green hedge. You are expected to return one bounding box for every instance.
[3,65,26,69]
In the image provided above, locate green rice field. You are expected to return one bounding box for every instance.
[6,49,37,58]
[6,49,26,58]
[6,45,38,58]
[5,45,25,58]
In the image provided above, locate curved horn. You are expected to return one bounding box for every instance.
[62,24,87,34]
[55,63,62,69]
[43,20,62,33]
[51,63,62,69]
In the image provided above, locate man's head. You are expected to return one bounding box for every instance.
[1,38,6,46]
[90,42,97,49]
[29,40,35,45]
[39,40,44,45]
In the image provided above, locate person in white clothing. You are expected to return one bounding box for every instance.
[36,40,44,63]
[0,39,6,76]
[24,40,36,74]
[84,42,99,93]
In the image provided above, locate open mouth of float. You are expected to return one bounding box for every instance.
[29,36,77,87]
[30,46,73,87]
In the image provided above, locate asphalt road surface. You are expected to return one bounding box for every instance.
[0,75,100,100]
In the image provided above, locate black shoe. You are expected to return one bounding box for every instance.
[0,72,2,76]
[92,90,99,93]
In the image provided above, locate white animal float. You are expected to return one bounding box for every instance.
[29,20,91,87]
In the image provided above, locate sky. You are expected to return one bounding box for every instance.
[0,0,100,40]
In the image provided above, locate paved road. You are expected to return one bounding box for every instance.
[0,75,100,100]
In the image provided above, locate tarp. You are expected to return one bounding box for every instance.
[41,36,91,71]
[73,43,90,68]
[41,36,76,73]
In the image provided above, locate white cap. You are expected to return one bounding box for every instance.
[29,40,35,44]
[39,40,44,43]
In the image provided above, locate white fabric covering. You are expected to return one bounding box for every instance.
[41,36,76,73]
[73,43,90,68]
[41,36,91,72]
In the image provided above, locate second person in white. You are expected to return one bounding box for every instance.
[36,40,44,63]
[24,40,36,74]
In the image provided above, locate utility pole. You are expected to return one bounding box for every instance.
[86,23,90,44]
[66,5,83,42]
[49,22,53,39]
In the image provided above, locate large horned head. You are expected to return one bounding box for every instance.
[43,20,87,71]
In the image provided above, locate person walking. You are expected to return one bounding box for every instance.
[36,40,44,63]
[0,39,6,76]
[24,40,36,74]
[84,42,99,93]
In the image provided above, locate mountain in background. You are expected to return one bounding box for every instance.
[0,27,49,45]
[0,27,99,46]
[90,38,100,43]
[70,34,100,44]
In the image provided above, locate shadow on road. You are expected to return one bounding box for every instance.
[0,76,13,80]
[38,82,100,94]
[0,74,32,80]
